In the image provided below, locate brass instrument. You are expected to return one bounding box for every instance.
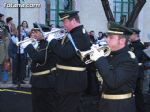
[44,28,66,40]
[34,22,66,40]
[16,28,66,46]
[16,38,36,46]
[79,45,111,64]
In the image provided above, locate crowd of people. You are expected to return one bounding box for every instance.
[0,10,150,112]
[0,13,31,84]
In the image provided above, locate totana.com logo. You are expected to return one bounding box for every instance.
[3,3,41,8]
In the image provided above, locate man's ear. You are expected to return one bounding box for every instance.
[71,18,76,24]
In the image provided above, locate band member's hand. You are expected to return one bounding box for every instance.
[20,41,32,49]
[46,34,55,43]
[32,40,38,49]
[90,45,104,61]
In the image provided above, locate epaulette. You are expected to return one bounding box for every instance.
[82,28,86,34]
[140,40,144,45]
[128,51,136,59]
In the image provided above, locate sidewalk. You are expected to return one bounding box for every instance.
[0,82,31,88]
[0,76,31,88]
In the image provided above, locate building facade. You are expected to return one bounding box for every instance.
[0,0,150,41]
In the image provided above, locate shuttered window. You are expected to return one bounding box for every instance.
[113,0,135,23]
[46,0,74,27]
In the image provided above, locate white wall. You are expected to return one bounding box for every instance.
[0,0,149,42]
[77,0,150,41]
[0,0,45,30]
[141,0,150,42]
[76,0,108,36]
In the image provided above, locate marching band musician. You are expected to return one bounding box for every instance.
[46,10,92,112]
[129,28,146,112]
[20,27,57,112]
[89,22,139,112]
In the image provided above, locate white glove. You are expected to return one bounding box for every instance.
[46,34,55,43]
[32,40,38,49]
[20,41,32,49]
[90,45,104,61]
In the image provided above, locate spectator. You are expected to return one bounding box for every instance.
[0,13,10,82]
[8,26,27,85]
[21,20,30,37]
[6,17,17,37]
[89,30,97,43]
[97,31,103,40]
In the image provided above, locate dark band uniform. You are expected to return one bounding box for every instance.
[95,23,139,112]
[25,28,57,112]
[129,28,146,69]
[48,11,91,112]
[129,28,146,112]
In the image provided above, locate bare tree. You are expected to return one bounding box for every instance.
[101,0,115,22]
[100,0,146,27]
[126,0,146,27]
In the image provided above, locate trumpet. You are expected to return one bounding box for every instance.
[79,45,111,64]
[44,28,66,40]
[16,38,36,46]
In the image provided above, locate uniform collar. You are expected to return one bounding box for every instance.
[131,39,140,43]
[38,39,45,43]
[70,25,83,33]
[110,46,129,55]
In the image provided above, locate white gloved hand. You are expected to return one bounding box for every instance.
[46,34,55,43]
[32,40,38,49]
[90,45,104,61]
[20,41,32,49]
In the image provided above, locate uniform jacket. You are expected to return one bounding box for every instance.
[25,39,56,88]
[49,25,91,93]
[95,46,139,112]
[129,39,146,63]
[129,39,147,78]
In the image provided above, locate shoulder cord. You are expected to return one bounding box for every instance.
[36,43,49,67]
[61,35,67,45]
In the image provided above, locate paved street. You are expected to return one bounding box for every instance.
[0,78,32,112]
[0,85,150,112]
[144,93,150,112]
[0,76,150,112]
[0,88,32,112]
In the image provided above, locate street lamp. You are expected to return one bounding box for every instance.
[18,0,21,42]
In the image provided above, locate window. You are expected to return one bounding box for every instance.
[113,0,135,23]
[46,0,74,27]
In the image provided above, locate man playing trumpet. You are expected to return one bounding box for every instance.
[20,27,57,112]
[89,22,139,112]
[46,10,92,112]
